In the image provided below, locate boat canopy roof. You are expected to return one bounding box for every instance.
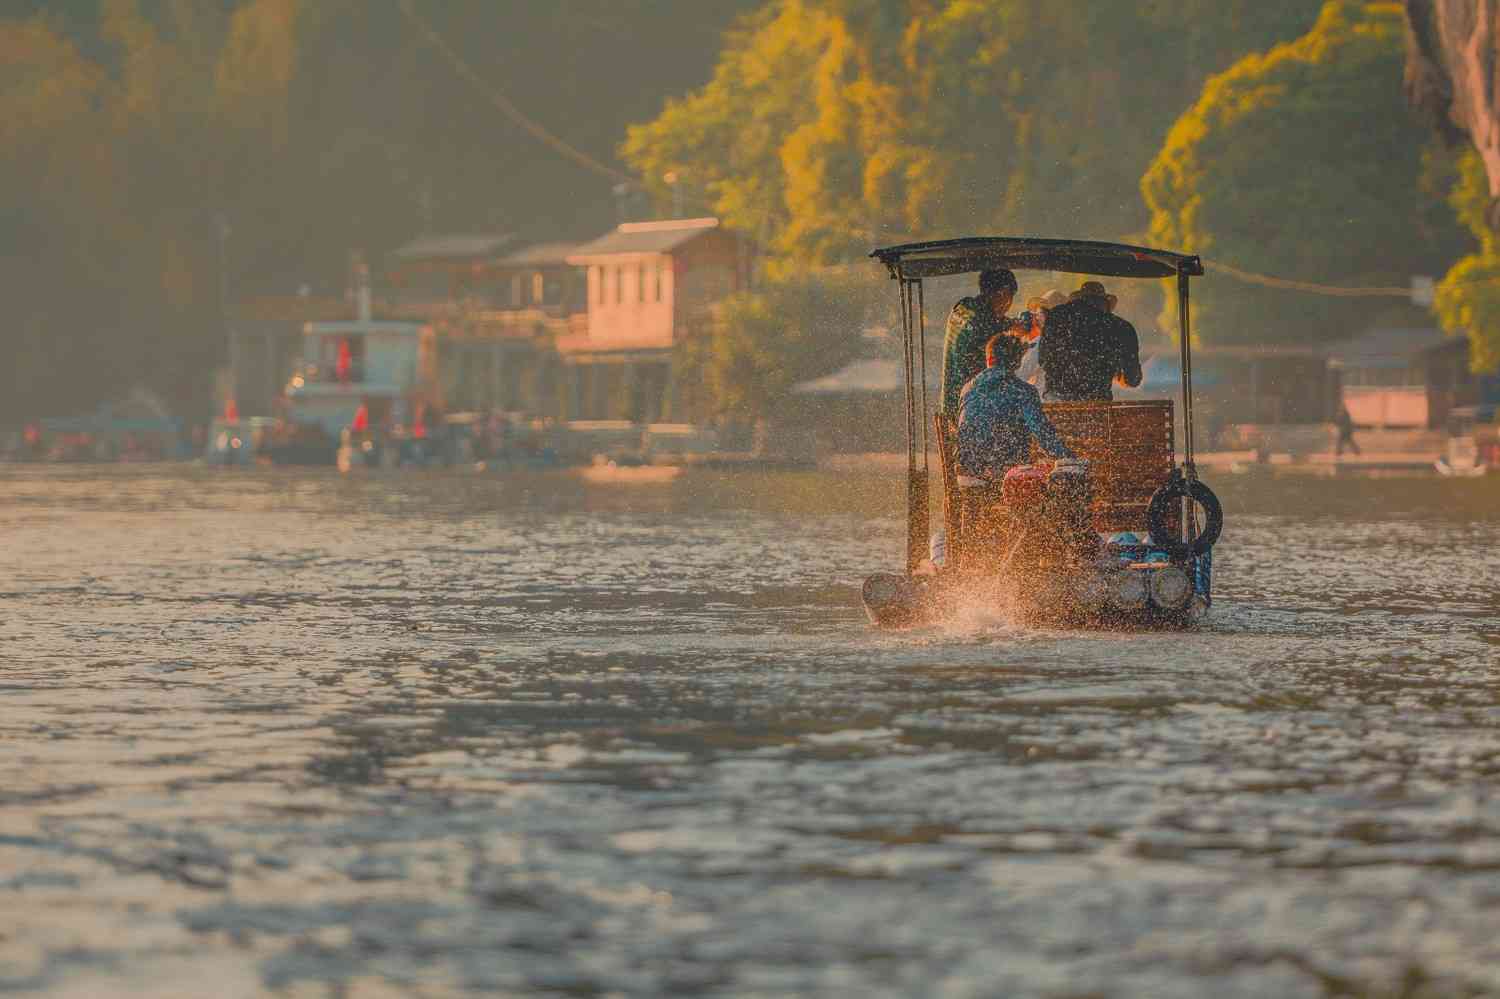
[871,236,1203,281]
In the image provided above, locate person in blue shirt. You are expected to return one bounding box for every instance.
[958,333,1076,480]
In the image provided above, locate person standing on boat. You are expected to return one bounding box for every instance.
[1037,281,1142,401]
[958,333,1076,480]
[940,269,1041,425]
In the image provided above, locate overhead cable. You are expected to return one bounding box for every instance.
[396,0,637,186]
[1206,260,1411,298]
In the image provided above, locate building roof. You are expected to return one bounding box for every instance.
[392,233,517,261]
[792,359,903,395]
[1328,327,1450,369]
[566,218,720,261]
[499,241,582,267]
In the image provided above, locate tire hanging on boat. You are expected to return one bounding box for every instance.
[1147,474,1222,558]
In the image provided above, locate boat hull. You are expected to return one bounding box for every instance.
[861,562,1206,631]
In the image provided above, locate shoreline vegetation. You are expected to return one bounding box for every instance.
[4,1,1496,431]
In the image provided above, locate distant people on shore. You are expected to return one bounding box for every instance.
[1335,404,1361,457]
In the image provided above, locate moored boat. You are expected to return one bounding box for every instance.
[576,454,683,484]
[278,314,438,467]
[1436,404,1497,476]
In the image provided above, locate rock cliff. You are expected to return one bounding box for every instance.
[1406,0,1500,222]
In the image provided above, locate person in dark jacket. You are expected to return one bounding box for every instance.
[940,269,1041,425]
[1037,281,1142,401]
[1334,404,1361,457]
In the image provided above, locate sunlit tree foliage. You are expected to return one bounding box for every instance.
[1142,1,1469,345]
[0,1,754,420]
[624,0,1320,271]
[1433,150,1500,372]
[675,268,872,422]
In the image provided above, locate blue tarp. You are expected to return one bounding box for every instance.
[41,403,182,434]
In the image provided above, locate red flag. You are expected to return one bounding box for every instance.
[351,403,369,432]
[336,338,352,382]
[224,398,239,422]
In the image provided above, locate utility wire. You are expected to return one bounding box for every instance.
[1208,258,1500,299]
[396,0,637,187]
[1206,260,1411,298]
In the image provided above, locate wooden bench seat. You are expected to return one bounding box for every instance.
[934,399,1178,562]
[1030,400,1175,534]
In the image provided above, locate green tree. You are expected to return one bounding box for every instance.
[622,1,845,264]
[0,16,129,417]
[1142,0,1469,345]
[675,268,871,422]
[625,0,1318,271]
[0,1,757,420]
[1433,150,1500,372]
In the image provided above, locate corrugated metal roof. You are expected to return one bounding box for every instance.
[792,359,903,395]
[567,218,719,260]
[500,241,581,267]
[1328,328,1449,368]
[392,233,516,260]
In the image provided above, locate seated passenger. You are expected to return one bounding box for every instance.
[940,269,1041,426]
[1037,281,1142,401]
[957,333,1076,481]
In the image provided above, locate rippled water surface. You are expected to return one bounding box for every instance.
[2,465,1499,997]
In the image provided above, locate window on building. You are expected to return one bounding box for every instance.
[511,274,523,308]
[658,261,670,302]
[592,266,603,304]
[615,266,624,304]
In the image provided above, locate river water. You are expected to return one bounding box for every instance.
[1,465,1498,997]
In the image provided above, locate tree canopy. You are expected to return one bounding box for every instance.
[624,0,1320,271]
[1142,1,1469,345]
[1432,150,1500,372]
[5,0,1488,423]
[0,0,756,421]
[675,268,872,423]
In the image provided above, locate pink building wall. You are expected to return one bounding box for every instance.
[1342,386,1429,427]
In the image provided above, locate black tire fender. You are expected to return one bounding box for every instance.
[1147,473,1223,558]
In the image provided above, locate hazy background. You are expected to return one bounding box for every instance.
[3,1,1496,424]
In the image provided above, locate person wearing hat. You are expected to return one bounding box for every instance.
[1037,280,1142,401]
[1017,288,1068,390]
[939,268,1041,426]
[1027,288,1070,316]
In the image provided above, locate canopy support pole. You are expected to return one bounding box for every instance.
[900,278,928,575]
[900,278,914,468]
[1177,269,1200,549]
[1177,270,1196,479]
[917,281,929,474]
